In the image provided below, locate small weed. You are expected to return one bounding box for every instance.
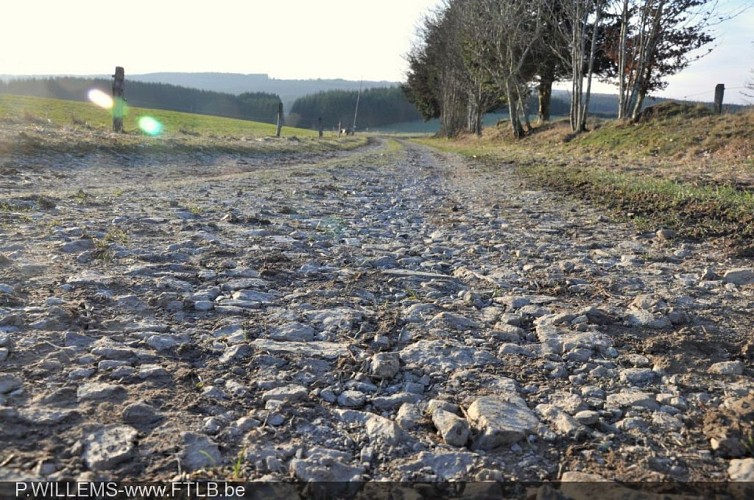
[231,449,246,479]
[741,433,754,457]
[184,203,203,216]
[103,227,128,244]
[72,189,93,205]
[92,238,114,262]
[36,195,57,210]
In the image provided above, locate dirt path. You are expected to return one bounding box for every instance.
[1,137,753,491]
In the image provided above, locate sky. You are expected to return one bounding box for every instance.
[1,0,752,104]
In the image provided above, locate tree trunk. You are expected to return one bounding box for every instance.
[581,4,601,131]
[617,0,630,119]
[537,75,553,124]
[507,81,524,138]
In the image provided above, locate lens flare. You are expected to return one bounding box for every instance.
[138,116,163,136]
[87,89,113,109]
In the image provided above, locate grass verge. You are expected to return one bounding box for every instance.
[416,102,754,256]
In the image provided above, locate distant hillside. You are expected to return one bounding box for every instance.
[127,73,399,110]
[290,87,421,130]
[0,77,282,124]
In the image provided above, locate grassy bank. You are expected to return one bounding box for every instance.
[418,102,754,255]
[0,94,367,155]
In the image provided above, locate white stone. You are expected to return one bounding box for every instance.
[708,361,745,376]
[370,352,400,379]
[262,384,308,403]
[466,395,539,450]
[432,408,470,447]
[83,425,138,470]
[729,458,754,481]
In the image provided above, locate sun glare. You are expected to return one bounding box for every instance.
[138,116,163,136]
[87,89,113,109]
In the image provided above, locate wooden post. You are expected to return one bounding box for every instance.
[112,66,125,132]
[714,84,725,115]
[318,117,323,138]
[275,102,283,137]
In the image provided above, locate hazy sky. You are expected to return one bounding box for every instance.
[1,0,752,103]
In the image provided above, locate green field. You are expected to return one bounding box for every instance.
[0,93,369,154]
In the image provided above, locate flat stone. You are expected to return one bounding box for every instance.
[370,392,422,411]
[219,344,252,364]
[91,344,136,361]
[211,324,247,344]
[429,311,479,331]
[729,458,754,481]
[181,432,221,471]
[536,404,586,436]
[396,451,477,480]
[625,309,671,329]
[0,374,22,394]
[19,407,79,425]
[708,361,745,376]
[337,390,366,408]
[466,395,539,449]
[396,403,424,430]
[289,447,365,482]
[723,268,754,286]
[269,322,315,342]
[262,384,308,403]
[574,410,600,426]
[619,368,656,386]
[606,391,659,410]
[400,339,497,372]
[231,289,277,303]
[82,425,138,470]
[250,339,348,360]
[369,352,400,379]
[77,383,124,401]
[431,408,470,447]
[145,333,190,352]
[335,409,406,446]
[122,403,162,425]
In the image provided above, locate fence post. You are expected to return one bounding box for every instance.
[318,117,323,138]
[276,102,284,137]
[714,84,725,114]
[112,66,125,132]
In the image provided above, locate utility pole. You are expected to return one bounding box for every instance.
[352,79,362,133]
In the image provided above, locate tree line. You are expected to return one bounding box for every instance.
[403,0,728,138]
[289,87,422,130]
[0,77,283,124]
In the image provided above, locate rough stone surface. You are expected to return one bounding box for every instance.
[1,135,751,482]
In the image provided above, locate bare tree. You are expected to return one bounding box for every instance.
[404,3,467,137]
[461,0,545,138]
[604,0,722,121]
[543,0,605,132]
